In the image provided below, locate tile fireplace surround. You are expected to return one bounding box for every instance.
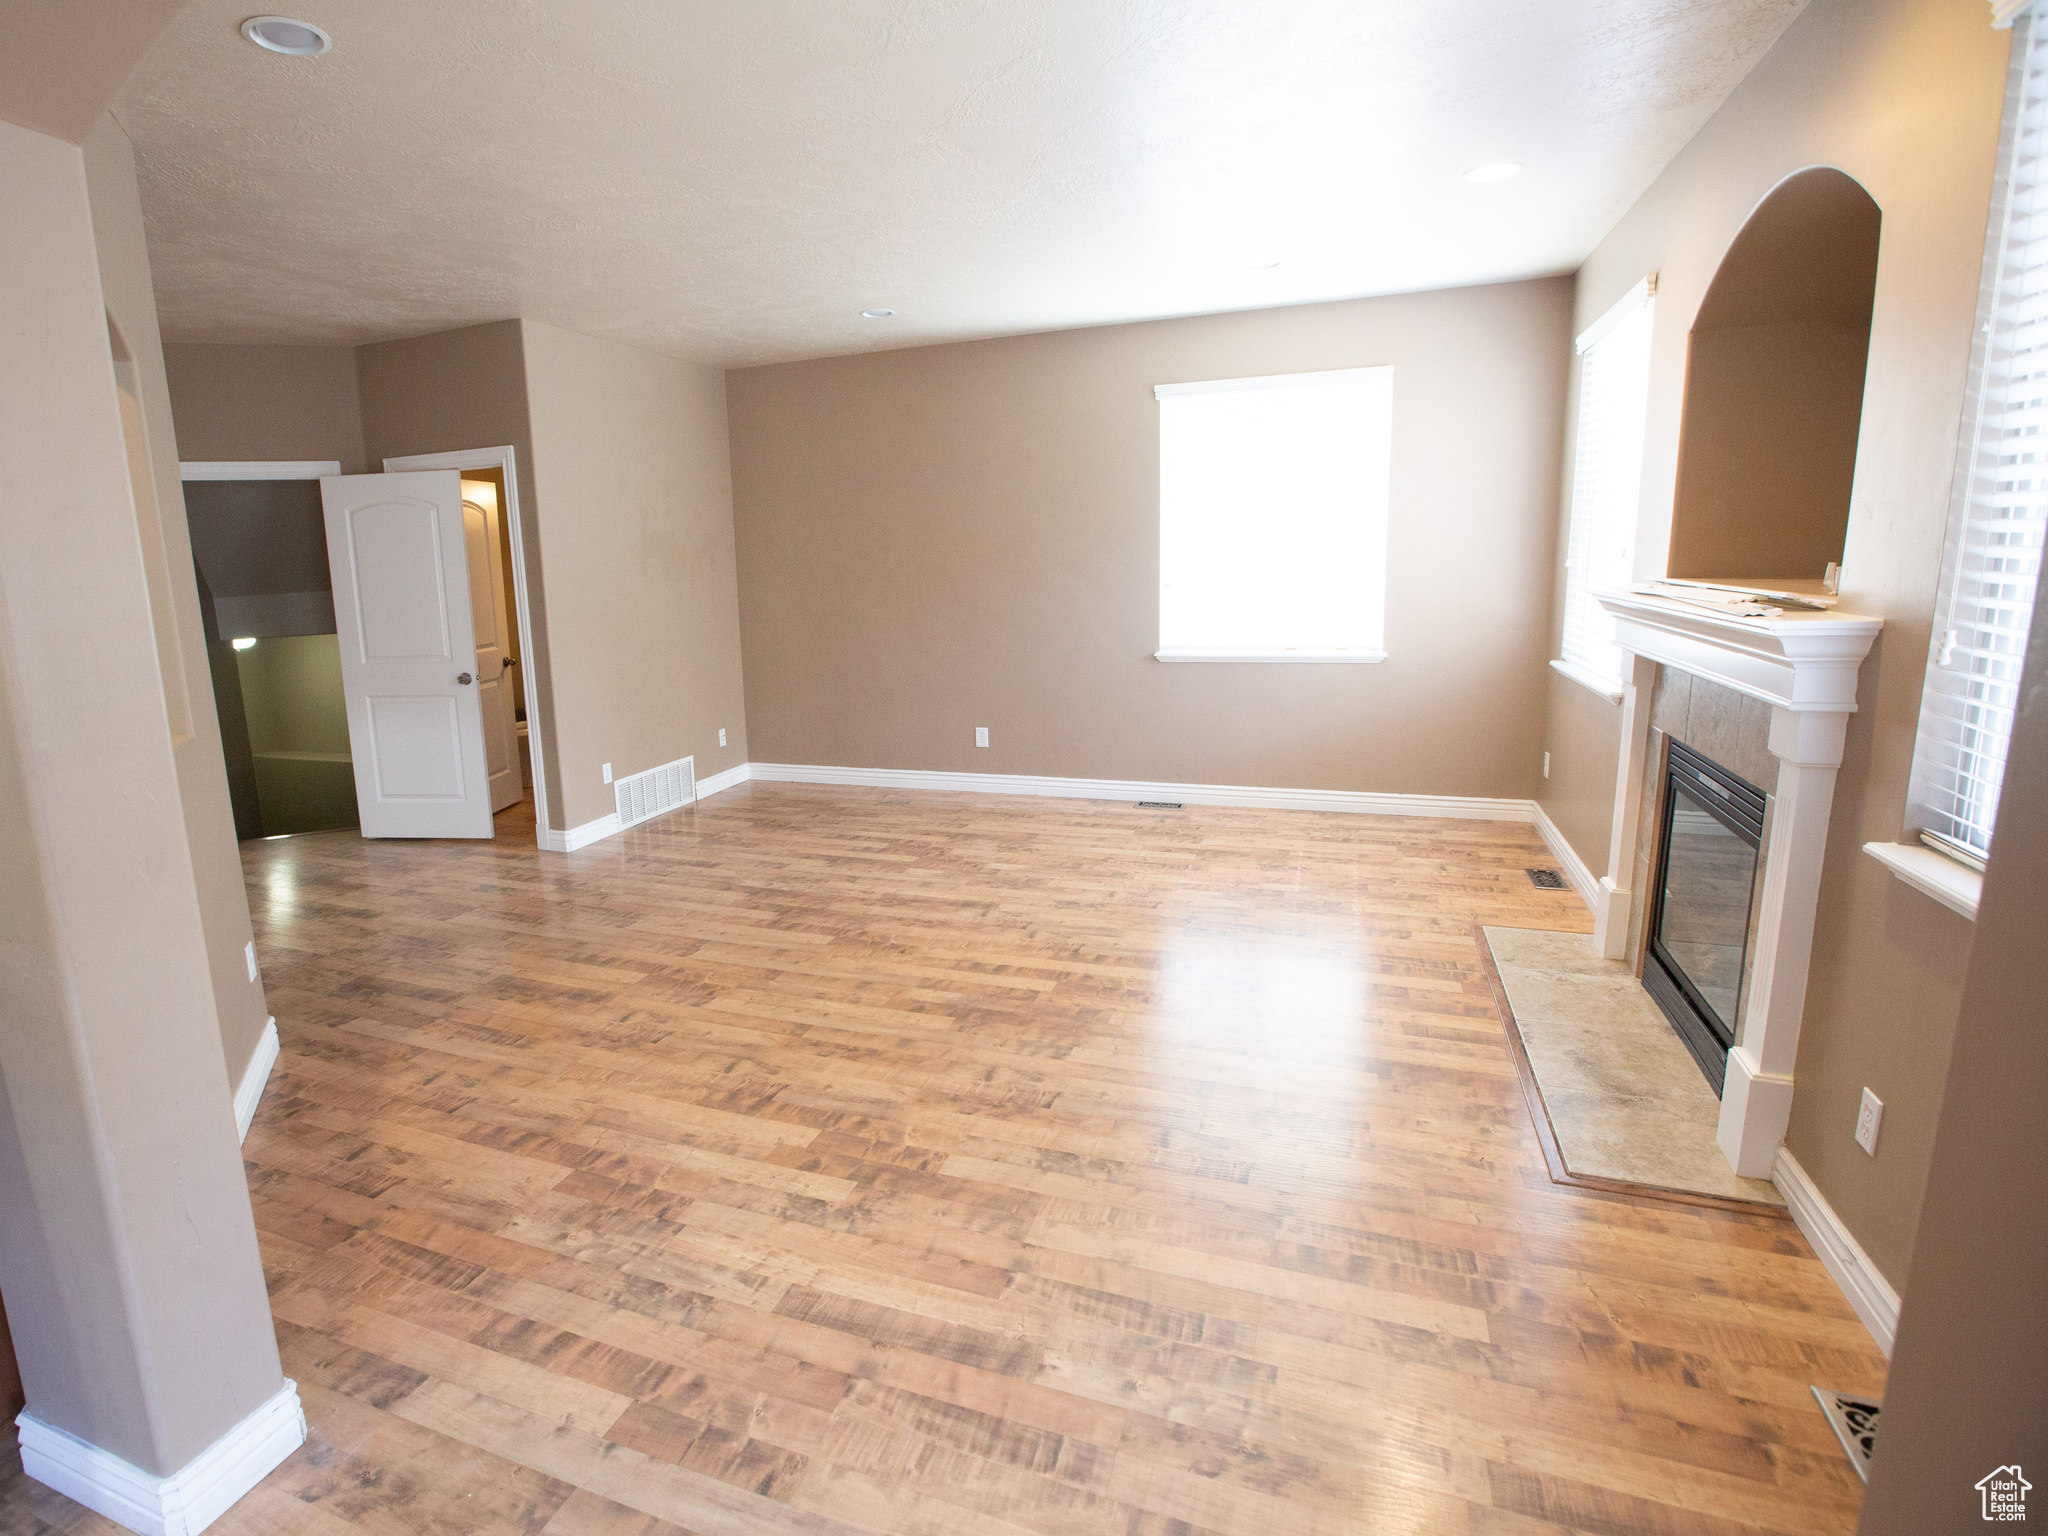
[1592,587,1882,1177]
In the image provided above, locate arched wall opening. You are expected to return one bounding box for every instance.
[1667,167,1882,581]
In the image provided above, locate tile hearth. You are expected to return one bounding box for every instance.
[1484,925,1784,1206]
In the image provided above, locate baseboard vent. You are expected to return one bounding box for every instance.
[615,755,695,829]
[1135,801,1183,810]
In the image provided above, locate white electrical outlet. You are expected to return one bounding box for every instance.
[975,727,989,748]
[244,941,259,983]
[1543,751,1551,779]
[602,762,613,784]
[1855,1087,1883,1156]
[718,728,727,747]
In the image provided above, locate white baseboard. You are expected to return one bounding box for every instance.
[1530,803,1599,912]
[1773,1147,1901,1357]
[746,763,1536,822]
[17,1378,306,1536]
[542,760,1540,851]
[696,762,751,799]
[542,762,754,852]
[231,1018,279,1144]
[543,811,622,853]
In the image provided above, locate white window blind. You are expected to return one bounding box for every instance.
[1155,367,1393,660]
[1908,6,2048,861]
[1557,279,1656,689]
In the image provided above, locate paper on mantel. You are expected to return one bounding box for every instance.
[1631,581,1785,618]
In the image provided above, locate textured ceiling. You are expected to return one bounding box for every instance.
[118,0,1808,367]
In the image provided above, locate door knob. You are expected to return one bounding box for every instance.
[456,672,473,685]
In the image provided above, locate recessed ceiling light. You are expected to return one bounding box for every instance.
[861,309,895,319]
[241,15,332,56]
[1464,161,1522,184]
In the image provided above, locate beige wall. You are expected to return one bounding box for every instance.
[1538,0,2009,1289]
[1668,320,1869,579]
[163,341,369,473]
[238,635,349,755]
[729,279,1571,794]
[0,111,282,1476]
[354,319,555,812]
[1858,582,2048,1529]
[86,120,275,1088]
[519,320,750,827]
[167,319,753,841]
[1540,669,1622,865]
[0,0,184,143]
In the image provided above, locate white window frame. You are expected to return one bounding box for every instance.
[1153,366,1393,663]
[1552,277,1657,704]
[1897,3,2048,888]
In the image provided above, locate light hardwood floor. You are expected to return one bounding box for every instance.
[0,784,1887,1535]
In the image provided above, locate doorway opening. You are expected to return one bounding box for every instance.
[382,446,552,847]
[458,470,528,815]
[182,461,357,839]
[184,447,546,847]
[1668,167,1882,583]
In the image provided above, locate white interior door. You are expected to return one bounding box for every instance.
[321,471,494,838]
[461,485,521,812]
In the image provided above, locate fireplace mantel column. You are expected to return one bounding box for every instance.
[1718,706,1850,1176]
[1593,651,1658,959]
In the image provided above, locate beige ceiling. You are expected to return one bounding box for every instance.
[117,0,1808,367]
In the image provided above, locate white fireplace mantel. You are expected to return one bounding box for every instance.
[1592,587,1882,1178]
[1599,588,1883,713]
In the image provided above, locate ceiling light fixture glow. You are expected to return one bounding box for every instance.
[240,15,332,56]
[860,308,895,319]
[1464,161,1522,184]
[232,637,258,650]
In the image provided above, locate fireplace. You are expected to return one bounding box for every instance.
[1643,738,1766,1093]
[1589,586,1880,1176]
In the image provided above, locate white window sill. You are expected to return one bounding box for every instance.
[1863,841,1981,921]
[1549,657,1625,704]
[1154,649,1387,664]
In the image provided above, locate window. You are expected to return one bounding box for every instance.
[1907,6,2048,866]
[1554,278,1656,698]
[1155,366,1393,661]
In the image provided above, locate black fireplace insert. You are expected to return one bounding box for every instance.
[1644,738,1766,1093]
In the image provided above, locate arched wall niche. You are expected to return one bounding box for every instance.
[1667,167,1881,581]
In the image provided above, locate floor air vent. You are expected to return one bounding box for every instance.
[1526,867,1569,890]
[615,755,695,829]
[1811,1388,1880,1482]
[1135,801,1183,810]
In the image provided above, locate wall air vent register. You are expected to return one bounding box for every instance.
[615,755,696,829]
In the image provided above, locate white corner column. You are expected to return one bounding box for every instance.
[1716,706,1851,1175]
[0,117,303,1536]
[1593,651,1659,958]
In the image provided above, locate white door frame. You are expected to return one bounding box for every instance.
[181,461,342,482]
[381,446,552,851]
